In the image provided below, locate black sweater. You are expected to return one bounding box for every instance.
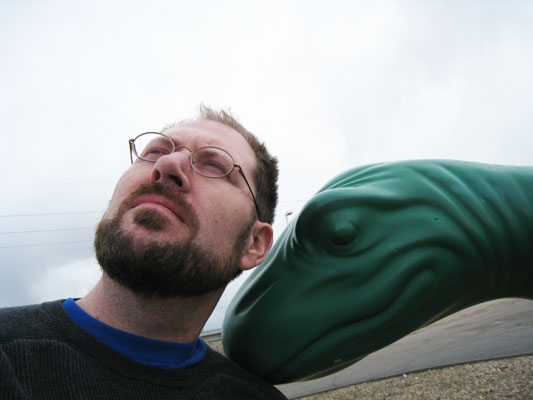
[0,301,287,399]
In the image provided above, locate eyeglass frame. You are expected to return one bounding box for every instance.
[128,131,261,221]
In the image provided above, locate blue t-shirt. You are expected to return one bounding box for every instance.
[62,298,206,369]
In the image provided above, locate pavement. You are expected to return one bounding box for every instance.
[276,298,533,399]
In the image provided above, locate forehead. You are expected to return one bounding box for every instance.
[164,119,257,171]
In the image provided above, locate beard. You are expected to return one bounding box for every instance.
[94,182,254,298]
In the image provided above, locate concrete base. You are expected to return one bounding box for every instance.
[277,298,533,399]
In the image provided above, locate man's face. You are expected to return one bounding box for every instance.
[94,120,260,297]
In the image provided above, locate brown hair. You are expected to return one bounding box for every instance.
[164,105,279,224]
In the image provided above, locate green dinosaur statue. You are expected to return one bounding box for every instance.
[222,160,533,384]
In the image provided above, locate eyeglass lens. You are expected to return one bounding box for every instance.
[134,133,174,161]
[191,148,234,177]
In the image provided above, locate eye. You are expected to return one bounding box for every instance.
[193,148,233,177]
[200,159,226,174]
[328,220,358,246]
[141,146,171,161]
[134,134,174,161]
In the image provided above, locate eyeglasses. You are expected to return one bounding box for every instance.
[129,132,261,220]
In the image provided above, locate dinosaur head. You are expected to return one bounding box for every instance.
[222,161,500,383]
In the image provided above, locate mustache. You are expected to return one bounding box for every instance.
[117,182,199,231]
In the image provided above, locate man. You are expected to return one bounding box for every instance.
[0,106,287,399]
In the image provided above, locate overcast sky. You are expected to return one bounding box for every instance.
[1,0,532,331]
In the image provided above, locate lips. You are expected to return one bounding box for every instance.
[130,194,186,223]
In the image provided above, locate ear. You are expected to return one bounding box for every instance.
[239,221,274,271]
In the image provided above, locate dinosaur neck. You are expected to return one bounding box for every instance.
[484,166,533,299]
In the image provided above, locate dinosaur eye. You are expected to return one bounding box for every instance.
[328,220,357,246]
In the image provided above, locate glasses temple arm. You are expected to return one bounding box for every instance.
[237,167,261,221]
[128,139,134,164]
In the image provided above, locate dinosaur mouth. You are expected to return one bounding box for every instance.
[265,267,441,383]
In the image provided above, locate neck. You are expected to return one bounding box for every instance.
[76,274,224,343]
[469,165,533,300]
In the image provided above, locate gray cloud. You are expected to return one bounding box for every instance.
[1,0,532,330]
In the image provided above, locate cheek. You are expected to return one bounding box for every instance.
[198,185,251,224]
[104,169,148,218]
[195,189,248,240]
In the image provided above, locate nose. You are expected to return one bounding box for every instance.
[150,149,192,191]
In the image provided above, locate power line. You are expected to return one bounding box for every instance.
[0,203,305,220]
[0,240,92,249]
[0,211,103,218]
[278,199,307,204]
[0,227,93,235]
[1,182,115,187]
[0,210,302,246]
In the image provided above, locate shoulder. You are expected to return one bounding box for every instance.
[0,300,65,342]
[203,347,287,399]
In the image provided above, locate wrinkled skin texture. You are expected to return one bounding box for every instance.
[222,160,533,384]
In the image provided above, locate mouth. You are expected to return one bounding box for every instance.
[263,267,442,383]
[130,195,186,224]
